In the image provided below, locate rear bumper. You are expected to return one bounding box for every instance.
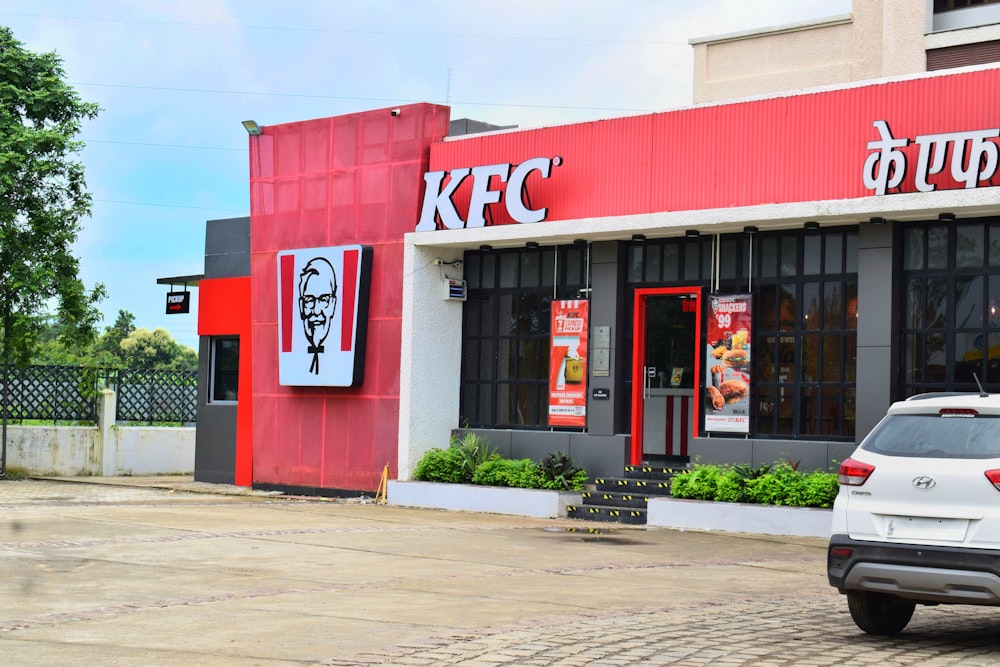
[828,534,1000,604]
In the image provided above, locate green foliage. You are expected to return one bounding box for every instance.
[669,464,722,500]
[1,465,30,480]
[30,310,196,370]
[120,327,198,370]
[0,26,104,367]
[472,458,544,488]
[414,433,499,484]
[413,447,465,484]
[450,432,498,483]
[670,461,839,508]
[714,470,748,503]
[537,450,588,490]
[799,472,840,508]
[412,438,589,491]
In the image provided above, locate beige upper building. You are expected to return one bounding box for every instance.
[691,0,1000,103]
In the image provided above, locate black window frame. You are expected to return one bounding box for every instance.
[209,336,240,404]
[459,244,589,429]
[900,218,1000,396]
[623,226,858,441]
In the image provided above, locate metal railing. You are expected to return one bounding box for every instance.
[0,365,198,424]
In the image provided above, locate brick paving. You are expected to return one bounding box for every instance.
[2,478,999,666]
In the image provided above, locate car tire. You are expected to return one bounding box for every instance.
[846,590,915,635]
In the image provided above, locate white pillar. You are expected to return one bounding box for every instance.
[98,389,117,476]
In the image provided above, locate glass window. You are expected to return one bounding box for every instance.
[460,245,586,429]
[744,227,857,440]
[210,337,239,403]
[956,225,984,268]
[901,219,1000,396]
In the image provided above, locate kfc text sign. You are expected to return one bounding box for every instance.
[277,245,372,387]
[415,156,561,231]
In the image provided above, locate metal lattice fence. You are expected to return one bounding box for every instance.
[0,365,99,422]
[0,365,198,424]
[113,368,198,423]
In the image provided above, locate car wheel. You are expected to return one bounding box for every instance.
[846,590,915,635]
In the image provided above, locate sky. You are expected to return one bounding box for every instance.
[2,0,851,351]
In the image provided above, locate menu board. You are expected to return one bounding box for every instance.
[704,294,752,433]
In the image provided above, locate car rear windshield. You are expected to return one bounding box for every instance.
[861,413,1000,459]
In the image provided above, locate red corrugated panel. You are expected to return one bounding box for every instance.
[427,67,1000,222]
[247,103,451,492]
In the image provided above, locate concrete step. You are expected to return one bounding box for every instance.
[566,504,646,525]
[593,478,672,495]
[581,491,648,509]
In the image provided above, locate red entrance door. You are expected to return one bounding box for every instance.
[630,287,702,466]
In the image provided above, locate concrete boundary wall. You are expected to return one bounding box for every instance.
[6,390,194,476]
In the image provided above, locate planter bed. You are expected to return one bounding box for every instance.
[647,497,832,538]
[387,480,582,519]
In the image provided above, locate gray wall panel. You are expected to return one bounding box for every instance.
[194,336,237,484]
[856,221,896,442]
[205,217,250,279]
[587,241,622,436]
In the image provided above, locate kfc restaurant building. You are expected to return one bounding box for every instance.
[195,64,1000,493]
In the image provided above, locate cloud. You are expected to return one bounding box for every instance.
[1,0,850,351]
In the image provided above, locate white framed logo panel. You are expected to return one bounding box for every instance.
[277,245,372,387]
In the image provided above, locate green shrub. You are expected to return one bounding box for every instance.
[670,460,838,508]
[414,441,590,491]
[538,450,588,490]
[713,470,747,503]
[799,472,840,508]
[413,433,499,484]
[413,447,465,483]
[472,458,544,488]
[451,432,498,483]
[670,464,722,500]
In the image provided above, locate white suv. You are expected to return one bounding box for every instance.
[828,389,1000,635]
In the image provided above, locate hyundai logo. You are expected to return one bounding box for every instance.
[912,476,937,489]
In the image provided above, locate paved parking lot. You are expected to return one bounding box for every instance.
[2,477,1000,666]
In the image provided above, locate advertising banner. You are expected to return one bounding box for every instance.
[549,300,589,427]
[277,245,372,387]
[704,294,752,433]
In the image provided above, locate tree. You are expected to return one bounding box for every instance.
[119,328,198,371]
[0,27,104,477]
[93,309,137,365]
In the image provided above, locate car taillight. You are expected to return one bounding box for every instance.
[940,408,978,417]
[839,458,875,486]
[984,469,1000,492]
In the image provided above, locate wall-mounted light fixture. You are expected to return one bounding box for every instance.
[939,212,956,222]
[242,120,263,136]
[479,244,493,252]
[631,234,646,242]
[685,230,701,239]
[525,241,540,249]
[573,238,588,247]
[869,216,886,225]
[743,226,758,235]
[804,221,820,231]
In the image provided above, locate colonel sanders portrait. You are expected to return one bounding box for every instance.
[298,257,338,374]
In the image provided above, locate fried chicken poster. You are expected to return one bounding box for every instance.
[705,294,752,433]
[549,300,588,427]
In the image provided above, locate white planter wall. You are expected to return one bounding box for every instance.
[388,480,581,518]
[647,497,832,538]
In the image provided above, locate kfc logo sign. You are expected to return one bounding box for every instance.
[415,156,561,231]
[277,245,372,387]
